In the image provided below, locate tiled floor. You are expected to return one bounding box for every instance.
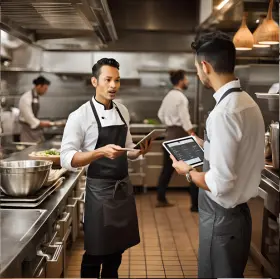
[67,191,263,278]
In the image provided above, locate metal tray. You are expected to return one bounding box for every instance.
[0,178,64,208]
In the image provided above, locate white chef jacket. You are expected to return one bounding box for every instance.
[204,79,265,208]
[18,90,40,129]
[60,97,135,171]
[158,89,193,132]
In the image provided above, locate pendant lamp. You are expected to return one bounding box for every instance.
[255,0,279,45]
[233,13,254,50]
[253,16,270,48]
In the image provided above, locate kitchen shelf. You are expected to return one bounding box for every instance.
[137,68,196,74]
[255,93,279,100]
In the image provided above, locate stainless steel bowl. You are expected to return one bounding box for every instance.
[0,160,53,197]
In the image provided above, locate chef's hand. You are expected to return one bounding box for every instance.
[127,138,154,160]
[194,135,204,148]
[101,144,125,160]
[170,155,192,176]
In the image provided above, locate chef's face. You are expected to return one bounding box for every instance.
[195,56,212,89]
[92,65,120,101]
[36,84,49,96]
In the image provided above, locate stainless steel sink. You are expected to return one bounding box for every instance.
[0,209,46,242]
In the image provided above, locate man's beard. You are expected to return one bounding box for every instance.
[182,84,188,90]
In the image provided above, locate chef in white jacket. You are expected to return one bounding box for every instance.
[18,76,52,142]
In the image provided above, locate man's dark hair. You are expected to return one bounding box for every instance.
[33,76,50,86]
[191,31,236,74]
[92,58,120,79]
[169,69,186,86]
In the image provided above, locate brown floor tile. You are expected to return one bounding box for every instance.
[163,261,181,266]
[146,266,164,271]
[146,260,164,265]
[164,265,182,271]
[162,256,179,261]
[145,250,161,256]
[130,270,147,276]
[130,265,146,271]
[165,270,184,276]
[146,270,165,276]
[182,265,198,271]
[130,260,146,264]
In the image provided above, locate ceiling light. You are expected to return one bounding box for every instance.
[233,14,254,51]
[255,0,279,45]
[256,19,260,24]
[216,0,230,10]
[253,16,271,48]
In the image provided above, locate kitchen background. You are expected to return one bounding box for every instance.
[0,0,279,278]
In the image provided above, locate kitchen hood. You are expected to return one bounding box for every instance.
[0,0,117,48]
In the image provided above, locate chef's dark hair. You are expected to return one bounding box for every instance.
[191,31,236,74]
[92,58,120,79]
[169,70,186,86]
[33,76,50,86]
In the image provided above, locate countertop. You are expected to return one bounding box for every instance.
[0,142,84,277]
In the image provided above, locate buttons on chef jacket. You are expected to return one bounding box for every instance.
[101,117,105,119]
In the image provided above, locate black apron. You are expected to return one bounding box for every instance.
[20,90,44,143]
[84,99,140,255]
[198,87,252,278]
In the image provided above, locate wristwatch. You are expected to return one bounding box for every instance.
[186,167,194,183]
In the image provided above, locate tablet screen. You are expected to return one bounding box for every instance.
[164,137,204,166]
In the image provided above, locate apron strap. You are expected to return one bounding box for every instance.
[216,87,242,106]
[90,98,102,131]
[113,102,128,127]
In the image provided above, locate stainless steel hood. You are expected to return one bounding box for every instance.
[0,0,117,47]
[197,0,279,32]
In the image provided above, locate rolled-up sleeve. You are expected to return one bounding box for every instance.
[205,111,242,197]
[19,97,40,129]
[60,112,83,171]
[178,98,193,132]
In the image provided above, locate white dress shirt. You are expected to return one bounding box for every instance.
[158,89,193,131]
[60,97,135,171]
[18,90,40,129]
[204,79,265,208]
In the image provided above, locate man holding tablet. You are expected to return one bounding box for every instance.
[157,69,198,210]
[170,32,265,278]
[61,58,151,278]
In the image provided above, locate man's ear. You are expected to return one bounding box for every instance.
[201,61,211,75]
[91,77,98,88]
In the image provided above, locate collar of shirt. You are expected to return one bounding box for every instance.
[92,96,115,111]
[32,89,39,98]
[213,79,241,104]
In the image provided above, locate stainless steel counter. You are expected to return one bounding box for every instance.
[0,142,84,277]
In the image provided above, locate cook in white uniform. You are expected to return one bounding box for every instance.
[157,70,198,210]
[171,32,265,278]
[18,76,52,142]
[61,58,151,278]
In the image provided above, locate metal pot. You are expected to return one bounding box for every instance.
[0,160,52,197]
[270,122,279,169]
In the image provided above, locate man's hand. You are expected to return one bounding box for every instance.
[100,144,125,160]
[127,139,154,160]
[194,135,204,148]
[170,155,192,176]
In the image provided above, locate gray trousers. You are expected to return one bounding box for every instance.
[198,189,252,278]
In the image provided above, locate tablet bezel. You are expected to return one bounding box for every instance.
[162,136,204,168]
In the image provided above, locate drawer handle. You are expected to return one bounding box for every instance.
[59,212,70,223]
[73,192,85,202]
[37,250,51,261]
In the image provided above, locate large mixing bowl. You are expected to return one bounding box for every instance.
[0,160,53,197]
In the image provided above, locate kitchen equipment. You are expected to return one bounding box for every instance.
[270,122,279,169]
[0,160,52,197]
[0,178,64,208]
[265,130,272,160]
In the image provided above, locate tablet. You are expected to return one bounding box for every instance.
[120,129,166,151]
[163,136,204,167]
